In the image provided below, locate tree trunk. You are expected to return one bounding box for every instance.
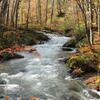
[45,0,48,24]
[97,0,100,35]
[26,0,31,29]
[76,4,80,30]
[51,0,54,24]
[57,0,62,15]
[37,0,42,24]
[15,0,20,29]
[89,0,93,45]
[5,0,10,27]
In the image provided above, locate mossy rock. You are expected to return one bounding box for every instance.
[63,31,85,48]
[63,37,77,48]
[76,38,88,48]
[67,54,98,74]
[0,29,49,49]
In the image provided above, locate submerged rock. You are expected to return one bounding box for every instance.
[0,79,6,84]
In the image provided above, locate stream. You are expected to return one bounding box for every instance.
[0,33,100,100]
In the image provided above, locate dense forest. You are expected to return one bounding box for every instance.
[0,0,100,100]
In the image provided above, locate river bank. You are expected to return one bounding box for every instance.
[0,29,49,62]
[63,32,100,91]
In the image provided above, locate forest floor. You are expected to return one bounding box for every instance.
[84,33,100,91]
[64,32,100,91]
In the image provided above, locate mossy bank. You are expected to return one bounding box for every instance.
[0,28,49,50]
[63,29,100,91]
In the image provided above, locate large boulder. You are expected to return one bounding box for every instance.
[63,32,86,48]
[63,37,77,48]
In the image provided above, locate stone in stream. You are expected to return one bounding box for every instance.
[29,48,37,53]
[62,47,74,51]
[12,53,24,59]
[68,96,80,100]
[0,81,5,99]
[0,77,7,85]
[63,37,77,48]
[0,80,6,84]
[0,52,24,62]
[88,90,100,99]
[58,57,68,63]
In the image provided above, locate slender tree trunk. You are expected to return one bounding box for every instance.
[35,0,38,23]
[15,0,20,29]
[10,0,15,27]
[89,0,93,45]
[51,0,54,24]
[20,0,24,26]
[76,4,80,30]
[37,0,42,24]
[26,0,31,29]
[45,0,48,24]
[0,0,8,25]
[57,0,62,15]
[97,0,100,35]
[5,0,10,27]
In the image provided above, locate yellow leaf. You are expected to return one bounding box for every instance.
[98,65,100,69]
[96,79,100,84]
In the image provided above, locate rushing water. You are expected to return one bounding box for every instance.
[0,34,100,100]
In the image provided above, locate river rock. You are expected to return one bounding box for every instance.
[0,49,24,62]
[63,37,77,48]
[62,47,74,51]
[0,79,6,84]
[88,90,100,99]
[11,53,24,59]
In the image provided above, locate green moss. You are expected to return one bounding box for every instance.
[67,54,98,73]
[76,38,88,47]
[63,24,86,48]
[1,52,12,61]
[0,29,49,49]
[63,37,77,47]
